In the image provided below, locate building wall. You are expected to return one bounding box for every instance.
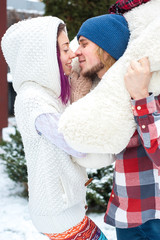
[7,8,42,28]
[0,1,8,129]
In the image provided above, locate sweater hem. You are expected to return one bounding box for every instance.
[30,201,86,233]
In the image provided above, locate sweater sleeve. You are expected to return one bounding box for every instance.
[70,71,92,104]
[131,94,160,167]
[36,113,115,168]
[35,113,87,158]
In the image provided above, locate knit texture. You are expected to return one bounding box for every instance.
[1,16,61,95]
[77,14,130,60]
[70,71,92,103]
[1,17,87,233]
[59,0,160,155]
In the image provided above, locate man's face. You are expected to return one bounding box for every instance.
[75,36,105,79]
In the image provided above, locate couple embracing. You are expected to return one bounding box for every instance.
[2,0,160,239]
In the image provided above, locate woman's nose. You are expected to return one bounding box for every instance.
[70,50,76,59]
[75,47,81,57]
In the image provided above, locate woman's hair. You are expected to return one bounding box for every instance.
[57,23,70,105]
[96,47,116,71]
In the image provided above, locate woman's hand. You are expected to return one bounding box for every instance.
[124,57,152,100]
[70,71,92,103]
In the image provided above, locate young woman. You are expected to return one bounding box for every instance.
[1,16,108,239]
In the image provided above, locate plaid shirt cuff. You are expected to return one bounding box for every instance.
[131,94,157,117]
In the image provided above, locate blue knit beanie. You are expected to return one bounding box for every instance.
[77,14,130,60]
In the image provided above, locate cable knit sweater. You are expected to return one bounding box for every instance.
[1,16,88,234]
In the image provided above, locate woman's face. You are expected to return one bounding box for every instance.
[58,31,75,76]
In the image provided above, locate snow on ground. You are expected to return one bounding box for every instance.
[0,118,116,240]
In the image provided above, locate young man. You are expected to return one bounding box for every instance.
[60,12,160,240]
[75,14,129,80]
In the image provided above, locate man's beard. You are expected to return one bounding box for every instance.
[82,62,104,79]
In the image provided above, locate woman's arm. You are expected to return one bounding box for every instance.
[35,113,86,158]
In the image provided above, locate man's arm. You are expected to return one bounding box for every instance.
[125,57,160,167]
[131,94,160,167]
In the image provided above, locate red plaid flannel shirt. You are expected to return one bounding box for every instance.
[109,0,150,14]
[104,94,160,228]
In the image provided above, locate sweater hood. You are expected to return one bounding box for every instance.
[59,0,160,154]
[1,16,64,95]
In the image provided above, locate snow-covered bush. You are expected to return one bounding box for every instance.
[86,165,114,213]
[0,127,27,187]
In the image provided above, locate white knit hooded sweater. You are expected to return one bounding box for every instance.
[1,16,88,234]
[59,0,160,155]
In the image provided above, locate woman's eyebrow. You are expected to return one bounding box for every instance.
[62,42,69,46]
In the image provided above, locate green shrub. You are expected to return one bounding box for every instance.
[42,0,115,40]
[86,165,114,213]
[0,127,27,184]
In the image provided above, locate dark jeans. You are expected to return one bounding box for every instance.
[116,219,160,240]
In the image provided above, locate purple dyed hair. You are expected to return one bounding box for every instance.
[57,25,70,105]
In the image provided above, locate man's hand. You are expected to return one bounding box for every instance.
[124,57,152,100]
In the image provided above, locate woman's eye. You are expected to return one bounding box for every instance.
[64,49,69,53]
